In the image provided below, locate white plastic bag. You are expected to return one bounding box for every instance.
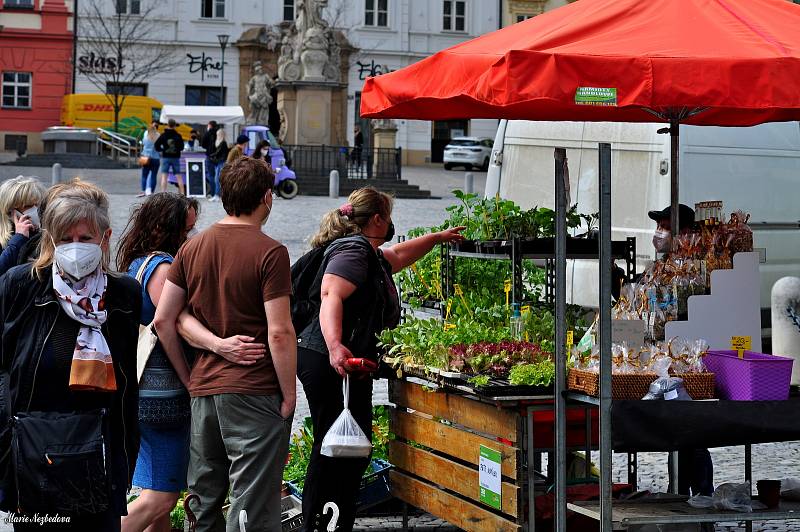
[320,375,372,458]
[688,482,752,513]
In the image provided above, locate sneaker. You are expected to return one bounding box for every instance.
[145,188,152,196]
[136,192,146,197]
[209,196,220,202]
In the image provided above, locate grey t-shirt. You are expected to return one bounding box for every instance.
[325,245,400,329]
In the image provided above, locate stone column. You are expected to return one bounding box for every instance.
[371,119,398,176]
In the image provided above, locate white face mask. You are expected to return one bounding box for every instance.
[54,239,103,280]
[260,148,270,156]
[652,228,672,254]
[15,206,40,229]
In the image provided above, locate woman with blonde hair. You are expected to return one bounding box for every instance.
[0,175,46,275]
[296,187,463,531]
[207,127,229,201]
[0,182,141,530]
[139,121,161,197]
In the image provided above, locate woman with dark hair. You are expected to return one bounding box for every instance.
[252,139,271,162]
[116,193,199,532]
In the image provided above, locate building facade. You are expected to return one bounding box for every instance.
[0,0,74,154]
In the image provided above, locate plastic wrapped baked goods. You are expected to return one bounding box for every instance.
[728,210,753,255]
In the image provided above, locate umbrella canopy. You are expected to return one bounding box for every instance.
[159,105,245,126]
[361,0,800,126]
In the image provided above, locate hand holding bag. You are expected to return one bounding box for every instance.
[320,375,372,458]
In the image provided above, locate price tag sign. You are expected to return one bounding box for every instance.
[521,305,531,315]
[479,445,502,510]
[731,336,751,359]
[454,284,463,297]
[443,322,457,331]
[566,330,574,349]
[503,280,511,307]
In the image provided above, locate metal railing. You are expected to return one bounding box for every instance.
[96,128,139,167]
[283,145,402,180]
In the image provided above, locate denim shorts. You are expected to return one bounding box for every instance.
[160,157,181,174]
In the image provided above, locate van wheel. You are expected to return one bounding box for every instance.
[278,180,299,199]
[481,158,489,171]
[444,163,453,170]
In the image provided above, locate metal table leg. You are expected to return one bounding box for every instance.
[527,406,536,532]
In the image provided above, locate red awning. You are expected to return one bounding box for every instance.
[360,0,800,126]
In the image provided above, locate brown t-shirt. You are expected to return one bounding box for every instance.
[167,222,292,397]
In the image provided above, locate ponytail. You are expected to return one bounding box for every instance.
[309,187,393,248]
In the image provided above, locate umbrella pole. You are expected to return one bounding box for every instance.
[670,120,680,236]
[554,147,568,532]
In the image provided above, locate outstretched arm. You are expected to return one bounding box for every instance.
[382,226,465,273]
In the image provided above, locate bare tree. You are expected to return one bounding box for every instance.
[78,0,181,135]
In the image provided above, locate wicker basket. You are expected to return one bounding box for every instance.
[567,368,715,400]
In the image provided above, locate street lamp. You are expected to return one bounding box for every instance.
[217,34,229,106]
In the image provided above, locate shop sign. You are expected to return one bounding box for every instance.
[478,445,502,510]
[575,87,618,107]
[356,59,396,80]
[78,53,124,75]
[186,52,227,81]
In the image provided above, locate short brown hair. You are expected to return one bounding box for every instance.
[220,157,275,216]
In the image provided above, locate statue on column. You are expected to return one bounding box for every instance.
[277,0,342,83]
[247,62,274,125]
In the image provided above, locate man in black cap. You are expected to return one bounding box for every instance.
[226,134,250,165]
[648,203,696,255]
[647,204,713,498]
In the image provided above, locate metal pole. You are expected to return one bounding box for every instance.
[51,163,63,186]
[464,172,474,194]
[670,120,680,236]
[554,147,567,532]
[598,143,613,531]
[329,169,339,198]
[527,406,536,532]
[220,46,225,105]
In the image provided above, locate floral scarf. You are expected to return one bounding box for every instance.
[52,266,116,392]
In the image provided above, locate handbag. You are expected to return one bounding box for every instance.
[11,409,110,515]
[134,253,191,427]
[138,155,150,167]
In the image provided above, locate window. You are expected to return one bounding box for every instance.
[443,0,465,32]
[516,14,533,23]
[365,0,388,27]
[201,0,225,19]
[4,135,27,153]
[2,72,31,109]
[115,0,141,14]
[106,82,147,96]
[185,86,225,106]
[2,0,34,8]
[283,0,294,22]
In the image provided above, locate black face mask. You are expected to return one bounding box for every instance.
[385,221,395,243]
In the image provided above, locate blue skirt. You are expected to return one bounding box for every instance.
[132,420,190,492]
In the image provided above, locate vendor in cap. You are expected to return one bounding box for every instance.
[647,203,713,498]
[648,203,696,255]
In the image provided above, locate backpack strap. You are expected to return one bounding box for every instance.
[134,252,170,286]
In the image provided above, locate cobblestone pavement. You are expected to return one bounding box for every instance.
[2,165,799,531]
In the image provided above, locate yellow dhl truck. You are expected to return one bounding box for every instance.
[61,94,193,140]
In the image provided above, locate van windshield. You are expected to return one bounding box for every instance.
[448,139,478,146]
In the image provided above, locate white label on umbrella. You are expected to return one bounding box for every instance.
[575,87,618,107]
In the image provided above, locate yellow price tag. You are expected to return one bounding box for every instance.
[504,279,511,307]
[445,300,453,321]
[731,335,752,359]
[521,305,531,315]
[567,330,574,349]
[444,322,457,331]
[454,284,463,296]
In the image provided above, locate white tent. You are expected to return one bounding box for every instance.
[159,105,245,126]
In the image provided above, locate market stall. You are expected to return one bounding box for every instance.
[361,0,800,530]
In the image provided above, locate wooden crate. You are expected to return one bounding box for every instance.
[388,380,524,531]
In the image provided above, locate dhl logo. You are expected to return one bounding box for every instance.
[81,104,114,112]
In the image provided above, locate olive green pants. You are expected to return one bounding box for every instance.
[187,394,292,532]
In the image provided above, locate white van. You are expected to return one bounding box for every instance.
[485,120,800,329]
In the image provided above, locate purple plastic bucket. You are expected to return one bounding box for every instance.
[704,350,794,401]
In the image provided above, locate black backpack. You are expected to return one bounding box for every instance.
[290,245,328,335]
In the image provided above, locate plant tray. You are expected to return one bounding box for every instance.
[285,459,393,512]
[280,494,303,532]
[472,378,554,397]
[567,368,715,400]
[450,240,479,253]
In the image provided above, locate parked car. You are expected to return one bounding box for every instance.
[443,136,493,171]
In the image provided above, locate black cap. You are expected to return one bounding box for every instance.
[648,204,695,231]
[236,134,249,145]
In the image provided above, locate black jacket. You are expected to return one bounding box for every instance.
[298,236,399,359]
[201,126,218,154]
[154,128,184,158]
[209,140,230,164]
[0,264,141,514]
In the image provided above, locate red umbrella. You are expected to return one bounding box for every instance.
[361,0,800,127]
